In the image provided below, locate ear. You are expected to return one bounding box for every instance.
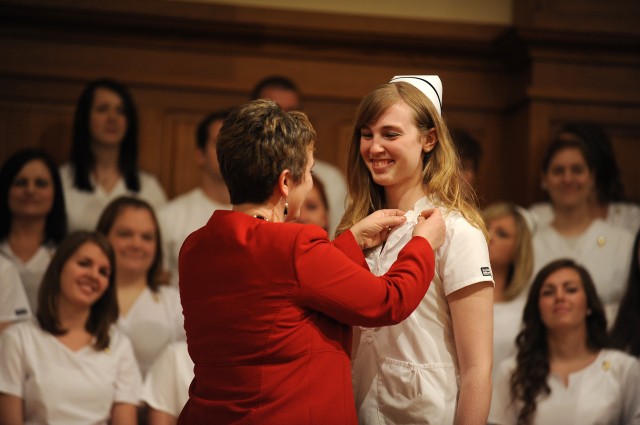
[422,128,438,153]
[277,169,292,198]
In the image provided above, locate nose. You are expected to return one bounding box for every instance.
[368,136,385,154]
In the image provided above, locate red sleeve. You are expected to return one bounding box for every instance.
[331,230,369,269]
[292,226,435,327]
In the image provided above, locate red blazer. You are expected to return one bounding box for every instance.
[178,210,435,425]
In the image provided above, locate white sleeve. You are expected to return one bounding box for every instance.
[488,358,518,425]
[0,326,26,397]
[0,259,31,323]
[440,215,493,296]
[112,331,143,405]
[620,358,640,424]
[141,344,182,417]
[140,172,168,210]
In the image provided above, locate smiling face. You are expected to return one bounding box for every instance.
[542,147,594,210]
[487,213,518,269]
[8,159,55,220]
[89,87,128,147]
[106,206,157,279]
[359,101,434,196]
[538,267,589,333]
[59,241,111,309]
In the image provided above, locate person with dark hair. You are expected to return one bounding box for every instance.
[0,148,67,311]
[177,99,446,424]
[610,229,640,357]
[96,196,184,377]
[0,231,142,424]
[489,259,640,425]
[344,76,493,425]
[296,174,330,231]
[158,109,232,287]
[250,75,348,236]
[531,136,635,321]
[60,78,167,232]
[450,126,482,189]
[529,122,640,233]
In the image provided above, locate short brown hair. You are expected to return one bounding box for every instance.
[217,99,316,204]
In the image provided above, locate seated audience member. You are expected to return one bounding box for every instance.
[0,253,31,333]
[450,126,482,190]
[60,78,167,232]
[0,148,66,311]
[295,174,329,232]
[250,75,347,236]
[483,202,533,380]
[610,229,640,357]
[142,341,193,425]
[529,122,640,233]
[531,135,634,321]
[489,259,640,425]
[0,231,142,425]
[96,196,184,376]
[158,109,232,288]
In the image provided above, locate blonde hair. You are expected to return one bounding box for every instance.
[482,202,533,301]
[336,82,486,239]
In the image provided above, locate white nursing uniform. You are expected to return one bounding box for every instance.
[60,163,167,232]
[492,295,526,381]
[528,201,640,233]
[352,197,493,425]
[533,219,634,319]
[0,320,142,425]
[312,159,347,237]
[0,241,54,312]
[489,350,640,425]
[157,187,229,288]
[0,254,31,324]
[141,341,193,418]
[116,285,185,376]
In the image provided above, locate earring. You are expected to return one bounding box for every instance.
[283,201,288,219]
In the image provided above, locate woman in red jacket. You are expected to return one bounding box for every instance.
[178,99,445,425]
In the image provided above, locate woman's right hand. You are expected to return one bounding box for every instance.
[412,208,446,250]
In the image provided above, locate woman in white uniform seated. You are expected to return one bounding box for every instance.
[489,259,640,425]
[0,231,142,424]
[96,196,185,376]
[60,78,167,232]
[0,148,67,312]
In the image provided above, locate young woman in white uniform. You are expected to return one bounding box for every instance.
[60,78,166,232]
[0,231,142,424]
[0,253,31,333]
[97,196,184,376]
[0,149,67,311]
[489,259,640,425]
[531,137,635,320]
[339,76,494,425]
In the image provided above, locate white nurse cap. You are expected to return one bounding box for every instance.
[389,75,443,116]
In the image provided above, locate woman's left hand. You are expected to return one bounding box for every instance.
[349,209,407,250]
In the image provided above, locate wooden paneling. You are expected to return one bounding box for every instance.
[0,0,638,206]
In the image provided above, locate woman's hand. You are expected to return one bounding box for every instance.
[349,209,407,250]
[413,208,446,250]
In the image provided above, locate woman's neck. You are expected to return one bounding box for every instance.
[116,275,148,317]
[384,183,426,212]
[234,199,285,223]
[547,325,591,361]
[57,301,90,332]
[8,219,46,262]
[492,265,509,303]
[552,203,594,236]
[91,143,121,192]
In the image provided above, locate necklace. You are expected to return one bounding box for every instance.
[253,215,269,221]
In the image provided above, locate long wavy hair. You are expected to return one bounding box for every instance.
[510,259,609,425]
[336,82,486,239]
[482,202,533,301]
[37,231,117,350]
[0,148,67,244]
[610,229,640,356]
[70,78,140,192]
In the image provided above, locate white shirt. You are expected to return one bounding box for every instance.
[493,295,526,381]
[489,350,640,425]
[0,320,142,425]
[158,187,229,288]
[528,201,640,234]
[312,159,347,237]
[60,163,168,232]
[116,286,185,376]
[141,341,193,418]
[533,219,634,316]
[0,254,31,324]
[352,197,493,425]
[0,241,54,312]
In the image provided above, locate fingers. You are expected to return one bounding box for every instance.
[378,208,407,217]
[420,208,441,219]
